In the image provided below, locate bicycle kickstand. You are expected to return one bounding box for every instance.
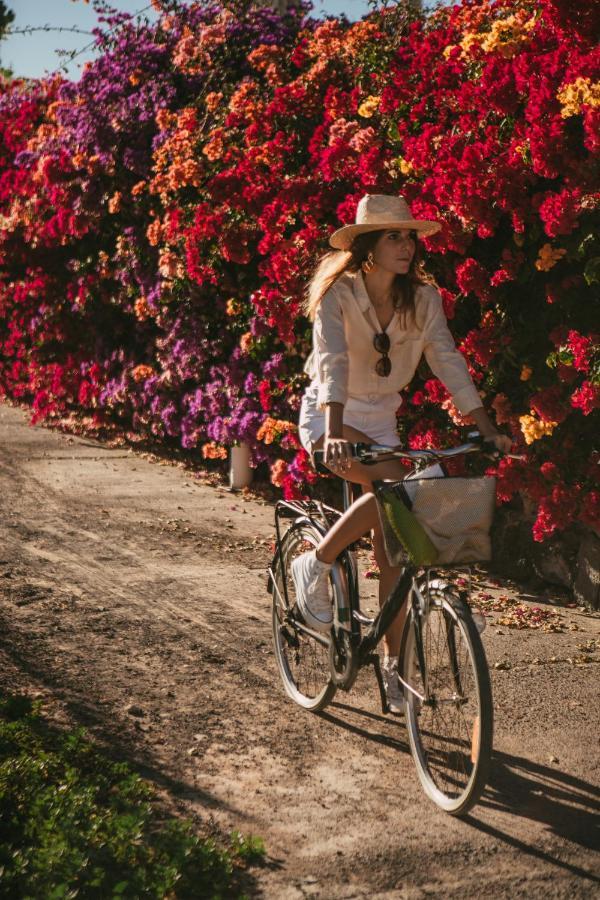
[366,653,390,715]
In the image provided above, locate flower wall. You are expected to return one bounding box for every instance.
[0,0,598,544]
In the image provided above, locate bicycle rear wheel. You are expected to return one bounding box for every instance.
[271,522,337,711]
[402,585,493,816]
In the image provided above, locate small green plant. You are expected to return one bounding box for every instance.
[0,693,263,898]
[229,831,266,865]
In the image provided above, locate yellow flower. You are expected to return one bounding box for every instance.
[460,32,480,55]
[535,243,567,272]
[520,365,532,381]
[358,95,380,119]
[519,414,557,445]
[398,157,414,175]
[557,77,600,118]
[226,298,243,316]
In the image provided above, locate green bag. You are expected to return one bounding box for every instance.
[374,480,439,566]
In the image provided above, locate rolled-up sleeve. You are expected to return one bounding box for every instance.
[422,289,482,415]
[314,288,348,408]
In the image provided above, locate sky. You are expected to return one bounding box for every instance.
[3,0,406,81]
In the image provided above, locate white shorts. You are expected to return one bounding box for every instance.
[298,385,400,455]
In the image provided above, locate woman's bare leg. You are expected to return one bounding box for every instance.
[311,426,409,657]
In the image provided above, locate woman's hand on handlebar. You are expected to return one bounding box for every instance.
[482,431,513,455]
[323,436,353,473]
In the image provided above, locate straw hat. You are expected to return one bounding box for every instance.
[329,193,441,250]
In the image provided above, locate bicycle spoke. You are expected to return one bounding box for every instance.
[272,526,335,711]
[404,590,492,814]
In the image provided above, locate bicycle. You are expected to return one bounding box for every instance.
[267,437,506,816]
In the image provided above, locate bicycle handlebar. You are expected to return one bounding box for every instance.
[312,433,523,475]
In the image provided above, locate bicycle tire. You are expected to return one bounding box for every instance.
[401,585,493,816]
[271,522,337,711]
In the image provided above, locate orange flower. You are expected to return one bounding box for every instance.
[158,249,184,279]
[270,459,287,487]
[239,332,254,353]
[108,192,122,214]
[202,441,228,460]
[202,129,225,161]
[256,417,298,444]
[205,91,223,113]
[520,365,533,381]
[132,364,154,383]
[146,218,163,246]
[134,296,152,321]
[156,108,176,132]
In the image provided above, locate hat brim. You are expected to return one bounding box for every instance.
[329,219,441,250]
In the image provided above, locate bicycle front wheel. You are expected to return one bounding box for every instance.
[271,522,337,712]
[402,586,493,816]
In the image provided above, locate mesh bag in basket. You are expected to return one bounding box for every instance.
[374,475,497,567]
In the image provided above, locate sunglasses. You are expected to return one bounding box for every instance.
[374,332,391,377]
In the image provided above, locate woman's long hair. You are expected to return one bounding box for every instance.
[304,230,436,325]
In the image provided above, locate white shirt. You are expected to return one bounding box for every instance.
[304,270,482,415]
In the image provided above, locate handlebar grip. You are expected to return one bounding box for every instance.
[468,432,499,451]
[312,449,330,475]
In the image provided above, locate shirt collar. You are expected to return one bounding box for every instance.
[352,270,372,313]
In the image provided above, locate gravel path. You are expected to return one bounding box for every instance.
[1,402,599,898]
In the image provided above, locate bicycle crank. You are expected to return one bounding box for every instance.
[328,629,359,689]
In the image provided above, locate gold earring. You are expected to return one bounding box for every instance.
[362,252,375,274]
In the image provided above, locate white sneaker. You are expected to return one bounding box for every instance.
[382,657,404,715]
[290,549,333,633]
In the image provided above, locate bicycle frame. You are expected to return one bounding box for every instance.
[269,437,501,710]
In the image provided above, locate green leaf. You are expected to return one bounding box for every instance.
[583,256,600,285]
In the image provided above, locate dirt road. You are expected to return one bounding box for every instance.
[1,402,599,898]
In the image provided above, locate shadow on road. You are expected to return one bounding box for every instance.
[324,698,600,886]
[468,749,600,884]
[321,699,411,754]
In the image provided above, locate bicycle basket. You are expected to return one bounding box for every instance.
[374,475,497,567]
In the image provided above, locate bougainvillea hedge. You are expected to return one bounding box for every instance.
[0,0,598,545]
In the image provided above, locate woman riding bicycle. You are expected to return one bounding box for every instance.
[292,193,511,713]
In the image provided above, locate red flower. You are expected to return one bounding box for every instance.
[570,381,600,415]
[535,188,581,238]
[455,258,491,303]
[258,379,272,412]
[533,483,580,542]
[567,330,593,372]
